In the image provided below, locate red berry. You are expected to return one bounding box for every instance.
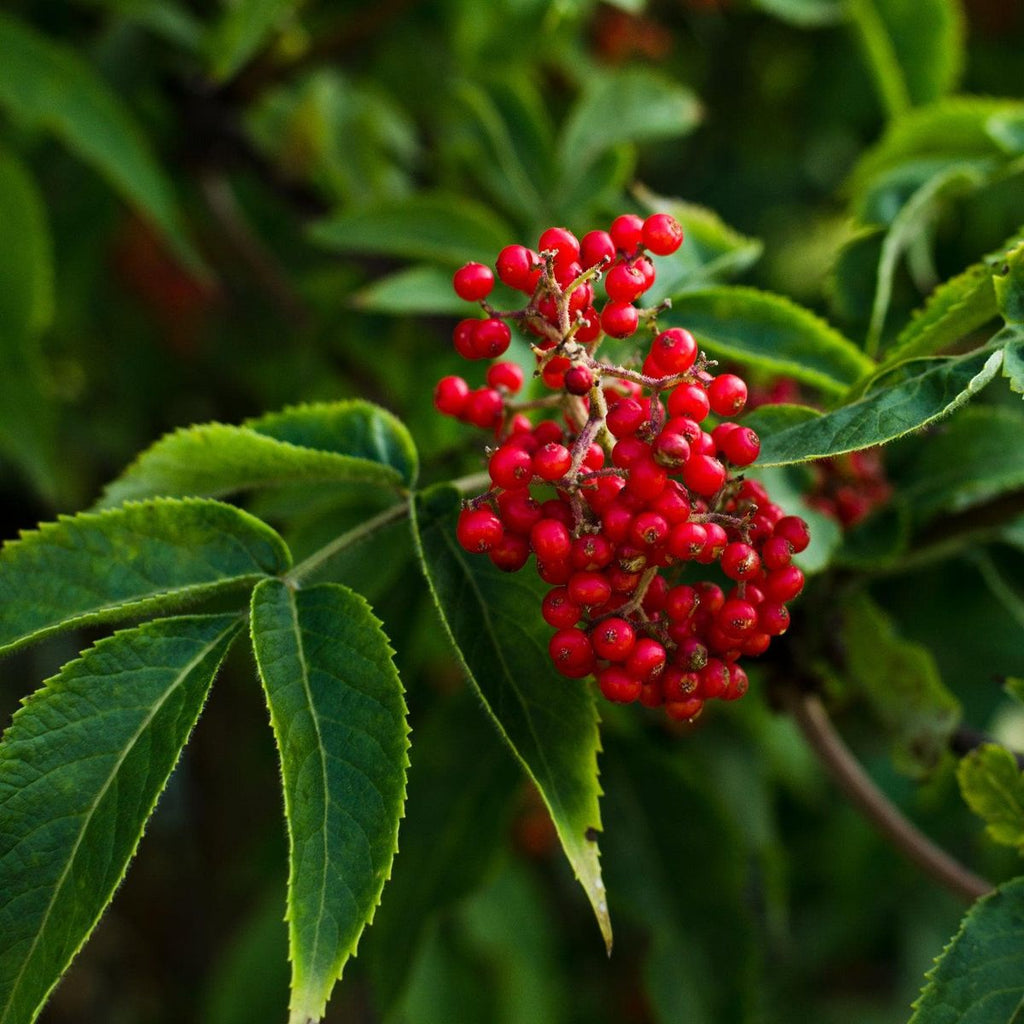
[541,356,570,390]
[486,361,525,393]
[564,365,594,395]
[570,533,614,571]
[489,445,533,490]
[607,398,646,438]
[434,375,470,416]
[649,328,697,375]
[533,442,572,482]
[761,535,793,570]
[580,230,616,269]
[717,598,758,637]
[707,373,748,416]
[498,489,543,534]
[667,382,710,420]
[538,227,580,269]
[652,430,691,468]
[697,522,728,563]
[720,542,761,581]
[722,664,749,701]
[463,388,504,429]
[719,426,760,466]
[700,659,730,699]
[549,627,595,678]
[601,300,640,338]
[473,318,512,358]
[598,665,642,703]
[489,532,530,572]
[774,515,811,553]
[496,245,540,292]
[575,306,602,344]
[609,214,645,254]
[763,565,805,603]
[665,584,699,621]
[758,602,790,636]
[605,261,647,303]
[537,558,572,585]
[630,511,669,548]
[453,318,480,360]
[642,213,684,256]
[590,617,637,661]
[626,457,669,501]
[542,587,583,629]
[627,639,667,682]
[568,570,613,608]
[530,518,571,561]
[667,521,707,560]
[456,506,503,552]
[453,262,495,302]
[682,453,726,497]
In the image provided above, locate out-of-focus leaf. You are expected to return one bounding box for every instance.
[756,343,1004,466]
[751,0,847,26]
[559,68,701,176]
[971,552,1024,631]
[958,744,1024,851]
[660,287,873,397]
[842,590,960,775]
[0,13,199,268]
[909,877,1024,1023]
[207,0,297,81]
[250,579,409,1024]
[352,265,469,316]
[412,485,611,951]
[994,240,1024,327]
[309,194,511,266]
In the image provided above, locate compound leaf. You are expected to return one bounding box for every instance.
[250,579,409,1024]
[0,498,290,657]
[660,286,874,397]
[98,400,417,508]
[958,744,1024,852]
[412,485,611,951]
[909,876,1024,1023]
[0,12,198,268]
[756,342,1004,466]
[0,613,243,1024]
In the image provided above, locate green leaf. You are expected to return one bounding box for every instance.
[899,407,1024,524]
[97,400,417,508]
[909,876,1024,1023]
[412,485,611,950]
[633,188,763,298]
[0,498,290,657]
[971,552,1024,632]
[207,0,297,81]
[309,194,512,266]
[0,613,242,1024]
[558,68,701,177]
[867,162,989,356]
[659,286,874,397]
[0,150,52,339]
[842,590,960,775]
[994,241,1024,326]
[249,579,409,1024]
[1004,336,1024,396]
[351,265,469,316]
[0,13,199,269]
[958,744,1024,851]
[751,0,847,26]
[740,403,823,437]
[367,690,520,1016]
[756,343,1004,466]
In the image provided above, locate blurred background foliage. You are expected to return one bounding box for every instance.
[1,0,1023,1021]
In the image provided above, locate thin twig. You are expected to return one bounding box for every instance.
[784,689,992,904]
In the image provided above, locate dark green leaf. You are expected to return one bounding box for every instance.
[352,266,469,316]
[909,876,1024,1023]
[756,343,1004,466]
[995,240,1024,327]
[558,68,701,176]
[842,590,960,775]
[412,485,611,950]
[0,13,199,268]
[0,498,290,657]
[0,613,242,1024]
[971,552,1024,632]
[659,286,874,397]
[207,0,296,81]
[309,194,512,266]
[249,579,409,1024]
[958,744,1024,851]
[899,407,1024,524]
[751,0,847,26]
[97,400,417,508]
[741,403,823,436]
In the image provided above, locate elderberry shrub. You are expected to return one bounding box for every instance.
[433,215,809,723]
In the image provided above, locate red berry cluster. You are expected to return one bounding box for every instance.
[435,214,809,723]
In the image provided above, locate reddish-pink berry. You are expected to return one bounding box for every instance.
[530,518,571,561]
[682,453,727,497]
[609,213,645,253]
[720,542,761,581]
[496,245,540,292]
[600,300,640,338]
[642,213,684,255]
[473,318,512,358]
[456,506,503,552]
[542,587,583,629]
[434,375,470,416]
[453,262,495,302]
[590,617,637,661]
[707,373,748,416]
[489,445,533,490]
[549,627,595,678]
[648,328,697,375]
[564,365,594,395]
[486,361,525,393]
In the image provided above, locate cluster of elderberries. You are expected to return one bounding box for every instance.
[433,214,809,722]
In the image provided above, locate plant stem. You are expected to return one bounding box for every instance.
[784,689,992,904]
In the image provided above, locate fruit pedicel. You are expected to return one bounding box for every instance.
[434,214,810,723]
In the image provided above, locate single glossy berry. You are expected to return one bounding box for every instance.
[761,535,794,570]
[676,637,709,671]
[537,558,572,585]
[463,388,504,429]
[489,532,530,572]
[607,398,646,438]
[601,300,640,338]
[590,617,637,661]
[633,256,656,291]
[549,627,596,678]
[652,430,691,468]
[700,659,730,699]
[533,442,572,482]
[570,533,614,571]
[496,244,540,292]
[758,602,790,636]
[489,445,533,490]
[456,506,503,552]
[696,522,729,563]
[541,355,570,390]
[486,361,525,393]
[665,696,705,722]
[605,261,648,303]
[642,213,684,255]
[453,318,480,360]
[575,306,602,344]
[649,328,697,375]
[542,587,583,629]
[497,489,542,533]
[630,511,669,548]
[763,564,805,603]
[665,584,699,621]
[580,230,616,269]
[719,426,760,466]
[717,598,758,637]
[473,318,512,358]
[609,213,645,253]
[453,262,495,302]
[564,364,594,395]
[667,521,707,560]
[568,570,613,608]
[626,639,667,682]
[682,453,727,497]
[538,226,580,268]
[707,373,748,416]
[530,518,571,561]
[598,665,642,703]
[720,542,761,581]
[434,375,470,417]
[625,457,668,501]
[667,382,711,420]
[774,515,811,553]
[722,664,749,701]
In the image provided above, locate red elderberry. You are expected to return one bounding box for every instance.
[434,376,470,417]
[496,244,540,291]
[453,262,495,302]
[549,628,596,678]
[707,373,748,416]
[590,617,637,661]
[642,213,684,255]
[457,507,503,552]
[601,300,640,338]
[609,213,645,253]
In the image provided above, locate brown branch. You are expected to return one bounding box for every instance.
[783,688,992,904]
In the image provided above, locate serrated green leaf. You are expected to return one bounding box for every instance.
[558,68,701,177]
[249,579,409,1024]
[909,876,1024,1023]
[633,188,763,298]
[0,13,199,269]
[899,407,1024,524]
[97,400,416,508]
[958,744,1024,851]
[351,265,469,316]
[751,0,847,27]
[207,0,296,81]
[0,613,242,1024]
[411,485,611,951]
[995,241,1024,326]
[842,590,960,775]
[0,498,290,657]
[367,690,520,1016]
[756,343,1004,466]
[659,286,874,397]
[309,194,512,266]
[740,403,824,435]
